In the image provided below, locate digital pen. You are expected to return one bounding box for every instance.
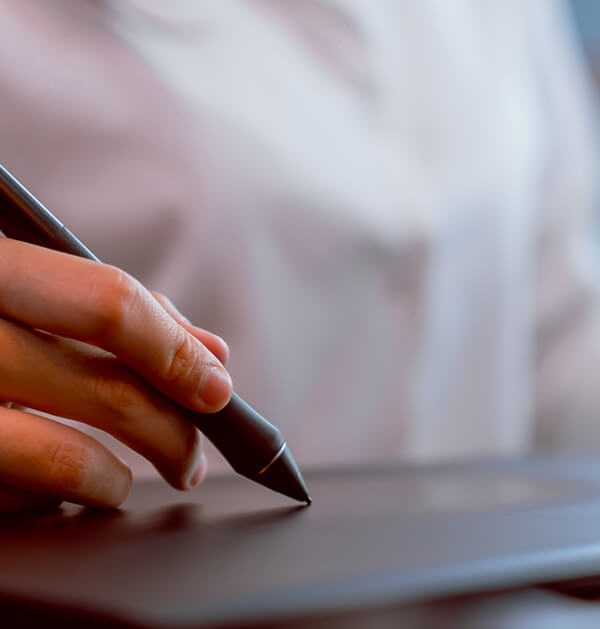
[0,164,311,504]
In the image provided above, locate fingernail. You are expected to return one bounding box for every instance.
[188,453,207,489]
[200,366,232,409]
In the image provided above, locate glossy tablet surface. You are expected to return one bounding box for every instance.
[2,456,600,628]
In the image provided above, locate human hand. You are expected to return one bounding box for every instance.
[0,238,233,513]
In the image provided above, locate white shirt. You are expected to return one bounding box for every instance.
[0,0,598,476]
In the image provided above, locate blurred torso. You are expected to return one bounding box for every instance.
[0,0,596,475]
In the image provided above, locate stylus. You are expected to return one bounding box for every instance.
[0,164,311,504]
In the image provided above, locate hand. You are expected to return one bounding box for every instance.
[0,238,233,513]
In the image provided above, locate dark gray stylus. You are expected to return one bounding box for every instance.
[0,164,311,504]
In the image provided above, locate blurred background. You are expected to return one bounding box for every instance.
[571,0,600,88]
[571,0,600,235]
[3,1,600,476]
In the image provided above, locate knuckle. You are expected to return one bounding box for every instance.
[92,371,141,417]
[163,331,205,390]
[89,266,141,340]
[44,441,90,494]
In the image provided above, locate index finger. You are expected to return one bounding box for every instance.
[0,239,232,412]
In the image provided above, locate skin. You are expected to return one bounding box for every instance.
[0,238,233,513]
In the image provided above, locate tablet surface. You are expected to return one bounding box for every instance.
[2,456,600,627]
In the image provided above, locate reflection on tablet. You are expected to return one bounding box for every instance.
[313,471,586,518]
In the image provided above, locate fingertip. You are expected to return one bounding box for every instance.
[209,335,230,367]
[82,445,133,509]
[158,429,205,492]
[115,462,133,506]
[188,452,208,489]
[98,460,132,509]
[198,366,233,411]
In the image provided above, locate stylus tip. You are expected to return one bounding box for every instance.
[254,447,311,503]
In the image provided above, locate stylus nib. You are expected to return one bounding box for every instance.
[254,447,311,503]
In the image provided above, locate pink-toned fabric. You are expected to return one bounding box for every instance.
[0,0,598,478]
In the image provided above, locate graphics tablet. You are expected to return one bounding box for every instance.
[2,455,600,627]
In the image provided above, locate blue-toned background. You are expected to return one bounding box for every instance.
[571,0,600,87]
